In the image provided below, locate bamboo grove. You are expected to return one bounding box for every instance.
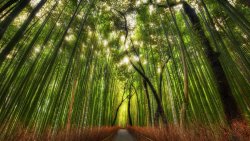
[0,0,249,138]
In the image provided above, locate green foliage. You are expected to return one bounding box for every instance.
[0,0,249,139]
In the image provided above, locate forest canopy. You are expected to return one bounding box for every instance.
[0,0,249,139]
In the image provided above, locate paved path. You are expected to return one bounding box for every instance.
[113,129,136,141]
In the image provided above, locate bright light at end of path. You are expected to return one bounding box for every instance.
[117,100,128,127]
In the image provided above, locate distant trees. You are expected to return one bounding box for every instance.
[0,0,249,138]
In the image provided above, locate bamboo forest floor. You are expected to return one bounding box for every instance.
[1,120,250,141]
[128,120,250,141]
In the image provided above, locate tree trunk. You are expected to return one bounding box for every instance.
[0,2,57,100]
[159,66,164,101]
[183,2,241,123]
[217,0,250,37]
[67,80,78,131]
[0,0,46,66]
[166,0,189,127]
[112,97,126,126]
[128,85,133,126]
[0,0,31,40]
[179,44,188,128]
[130,61,168,125]
[0,0,18,13]
[143,80,153,125]
[0,6,15,20]
[154,105,168,126]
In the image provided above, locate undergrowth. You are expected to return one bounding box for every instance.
[127,120,250,141]
[1,126,119,141]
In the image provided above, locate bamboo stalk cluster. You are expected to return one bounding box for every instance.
[0,0,249,139]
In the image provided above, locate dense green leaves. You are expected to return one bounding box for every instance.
[0,0,249,138]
